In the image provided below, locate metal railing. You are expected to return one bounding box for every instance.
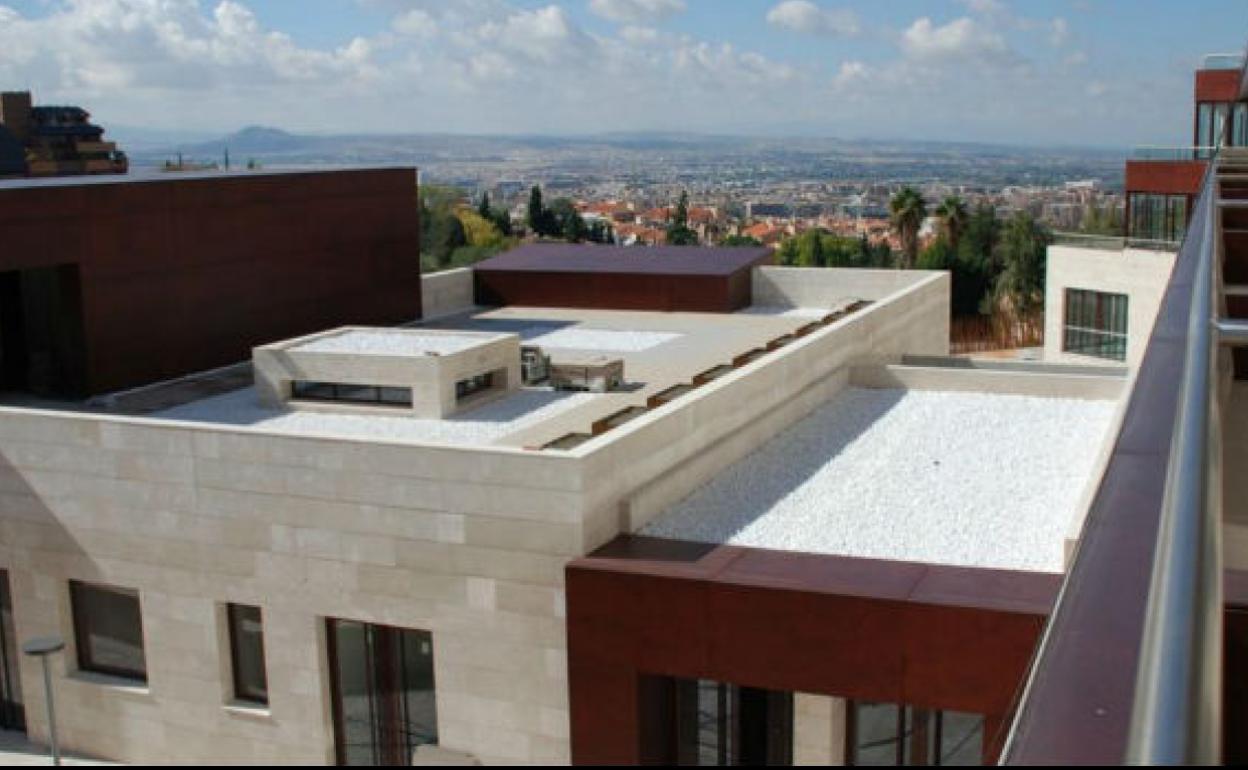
[1003,151,1229,764]
[1124,157,1224,764]
[1202,53,1245,70]
[1050,231,1180,252]
[1130,145,1219,162]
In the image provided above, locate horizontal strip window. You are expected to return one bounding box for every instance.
[291,381,412,407]
[455,372,495,402]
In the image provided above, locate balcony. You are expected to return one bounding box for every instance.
[1050,231,1179,252]
[1004,149,1248,763]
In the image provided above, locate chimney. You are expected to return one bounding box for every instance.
[0,92,33,144]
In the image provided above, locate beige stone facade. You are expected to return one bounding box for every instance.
[1043,245,1177,367]
[0,267,951,765]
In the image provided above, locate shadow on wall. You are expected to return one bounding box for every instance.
[0,449,120,760]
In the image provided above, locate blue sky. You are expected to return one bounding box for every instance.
[0,0,1243,146]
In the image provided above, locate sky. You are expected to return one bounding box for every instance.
[0,0,1243,147]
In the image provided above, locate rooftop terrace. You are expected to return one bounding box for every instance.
[642,386,1118,572]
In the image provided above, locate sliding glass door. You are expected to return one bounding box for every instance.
[326,619,437,766]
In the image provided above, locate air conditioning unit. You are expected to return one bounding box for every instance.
[521,345,551,385]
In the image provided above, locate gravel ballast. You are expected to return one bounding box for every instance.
[153,387,598,446]
[294,330,496,356]
[522,327,682,352]
[641,387,1117,572]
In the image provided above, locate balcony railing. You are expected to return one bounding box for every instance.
[1202,53,1245,70]
[1131,146,1219,162]
[1003,151,1232,763]
[1050,231,1180,252]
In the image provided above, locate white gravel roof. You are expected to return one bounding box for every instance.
[736,306,841,319]
[523,327,681,352]
[293,330,500,356]
[152,386,598,446]
[641,387,1117,573]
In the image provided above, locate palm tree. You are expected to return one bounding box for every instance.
[889,187,927,269]
[935,196,969,252]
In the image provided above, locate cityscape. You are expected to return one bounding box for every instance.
[0,0,1243,767]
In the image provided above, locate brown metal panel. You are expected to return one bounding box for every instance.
[1124,159,1206,196]
[1196,69,1242,102]
[566,536,1055,765]
[0,168,422,395]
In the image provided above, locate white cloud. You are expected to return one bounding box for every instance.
[900,17,1015,64]
[588,0,685,24]
[832,60,868,89]
[1049,17,1069,46]
[393,9,436,37]
[766,1,859,37]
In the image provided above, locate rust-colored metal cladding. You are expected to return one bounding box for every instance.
[565,535,1058,766]
[0,168,422,396]
[1196,68,1242,102]
[472,243,772,312]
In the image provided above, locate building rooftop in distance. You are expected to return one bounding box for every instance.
[474,242,771,276]
[642,387,1117,573]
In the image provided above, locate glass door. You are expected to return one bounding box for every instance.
[0,570,24,731]
[326,619,437,766]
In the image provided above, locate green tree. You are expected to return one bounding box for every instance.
[994,211,1050,316]
[720,234,763,247]
[548,198,588,242]
[478,191,492,220]
[666,191,699,246]
[889,187,928,269]
[419,184,470,271]
[527,185,560,237]
[935,196,969,252]
[795,230,825,267]
[917,236,954,271]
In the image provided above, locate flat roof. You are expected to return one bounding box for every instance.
[473,243,771,277]
[290,328,509,357]
[142,303,849,447]
[0,165,415,192]
[641,387,1118,572]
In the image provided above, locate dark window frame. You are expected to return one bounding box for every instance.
[1062,288,1129,362]
[454,371,496,402]
[291,381,413,408]
[69,580,147,683]
[226,603,269,706]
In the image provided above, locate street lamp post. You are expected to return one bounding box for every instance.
[21,636,65,767]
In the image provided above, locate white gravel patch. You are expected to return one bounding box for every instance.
[641,387,1117,572]
[294,330,497,356]
[152,387,598,446]
[736,306,839,319]
[523,327,681,352]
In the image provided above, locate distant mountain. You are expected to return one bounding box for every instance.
[171,125,312,157]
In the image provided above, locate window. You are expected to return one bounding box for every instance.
[454,372,495,402]
[291,381,412,408]
[673,679,793,766]
[227,604,268,705]
[1127,193,1187,242]
[1063,289,1129,362]
[327,619,438,766]
[70,581,146,682]
[1196,101,1233,151]
[845,701,984,766]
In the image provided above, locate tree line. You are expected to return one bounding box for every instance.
[774,187,1051,318]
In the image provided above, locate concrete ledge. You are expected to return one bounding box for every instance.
[850,364,1126,400]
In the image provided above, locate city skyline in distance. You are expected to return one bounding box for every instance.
[0,0,1244,147]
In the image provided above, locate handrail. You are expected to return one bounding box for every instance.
[1123,159,1223,763]
[1002,153,1225,764]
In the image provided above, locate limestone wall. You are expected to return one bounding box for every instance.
[420,269,476,320]
[1043,245,1177,367]
[0,415,584,764]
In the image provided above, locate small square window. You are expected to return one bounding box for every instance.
[70,581,146,682]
